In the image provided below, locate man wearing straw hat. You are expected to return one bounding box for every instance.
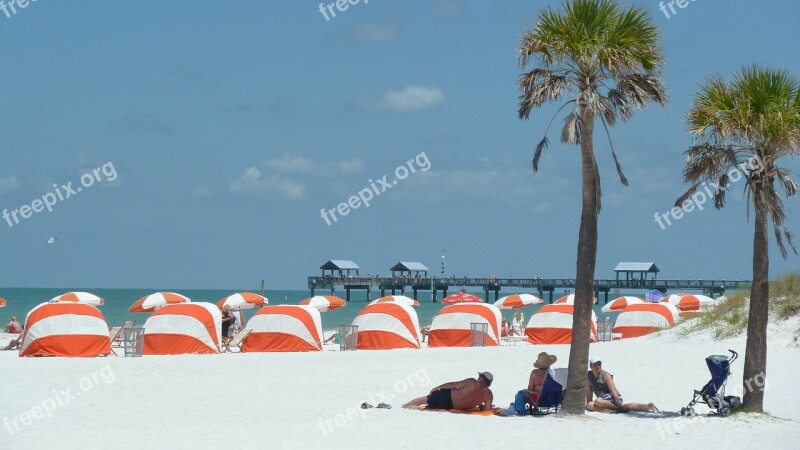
[403,372,494,411]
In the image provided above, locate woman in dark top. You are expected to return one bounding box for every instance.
[221,305,235,344]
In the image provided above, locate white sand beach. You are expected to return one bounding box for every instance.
[2,318,799,450]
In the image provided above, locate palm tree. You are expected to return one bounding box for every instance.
[517,0,667,414]
[677,65,800,412]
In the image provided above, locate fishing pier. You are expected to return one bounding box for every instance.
[308,261,750,303]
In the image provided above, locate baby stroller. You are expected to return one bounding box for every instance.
[681,349,741,417]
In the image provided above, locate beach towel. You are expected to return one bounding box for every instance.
[420,407,502,416]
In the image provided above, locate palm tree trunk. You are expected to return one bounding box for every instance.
[743,185,769,412]
[562,106,598,414]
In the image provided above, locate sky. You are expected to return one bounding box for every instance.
[1,0,799,290]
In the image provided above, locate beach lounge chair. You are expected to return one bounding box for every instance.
[531,368,567,415]
[109,321,136,355]
[223,329,250,353]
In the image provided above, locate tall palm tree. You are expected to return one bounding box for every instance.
[517,0,667,414]
[677,65,800,412]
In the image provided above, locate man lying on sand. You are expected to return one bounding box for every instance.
[403,372,494,411]
[586,357,659,413]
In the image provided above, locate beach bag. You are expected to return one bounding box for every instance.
[513,390,534,415]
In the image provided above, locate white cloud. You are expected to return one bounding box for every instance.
[352,24,397,42]
[434,0,465,19]
[382,86,445,111]
[359,86,446,112]
[265,154,315,174]
[229,167,305,200]
[338,159,366,175]
[113,112,174,134]
[0,176,20,194]
[192,188,214,199]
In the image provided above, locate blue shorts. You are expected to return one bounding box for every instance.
[426,389,453,409]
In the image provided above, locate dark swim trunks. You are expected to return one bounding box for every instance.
[426,389,454,409]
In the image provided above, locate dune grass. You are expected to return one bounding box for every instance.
[678,272,800,340]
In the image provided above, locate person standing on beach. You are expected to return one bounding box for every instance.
[585,357,658,413]
[403,372,494,411]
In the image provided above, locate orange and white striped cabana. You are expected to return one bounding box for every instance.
[143,302,221,355]
[613,303,680,338]
[19,302,111,357]
[441,292,484,304]
[368,295,420,307]
[49,291,105,306]
[130,292,191,313]
[428,303,502,347]
[601,296,646,313]
[493,294,543,309]
[525,303,597,344]
[660,293,714,311]
[243,305,323,352]
[351,302,421,350]
[299,295,346,312]
[554,294,598,304]
[216,292,268,310]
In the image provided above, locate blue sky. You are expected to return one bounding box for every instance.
[1,0,798,290]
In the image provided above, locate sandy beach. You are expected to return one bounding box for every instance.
[2,317,798,450]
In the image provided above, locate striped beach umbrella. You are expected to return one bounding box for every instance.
[216,292,268,310]
[441,292,483,304]
[299,295,346,312]
[368,296,420,307]
[554,294,597,305]
[494,294,543,309]
[129,292,191,313]
[601,296,646,313]
[49,291,105,306]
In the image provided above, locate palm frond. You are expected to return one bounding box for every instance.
[714,174,729,208]
[775,168,799,197]
[598,115,628,186]
[675,184,700,208]
[532,136,550,172]
[561,112,581,146]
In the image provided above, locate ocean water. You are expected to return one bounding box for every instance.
[0,288,626,331]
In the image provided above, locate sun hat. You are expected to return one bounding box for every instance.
[478,371,493,386]
[534,352,557,369]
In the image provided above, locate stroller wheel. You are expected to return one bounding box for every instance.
[718,406,731,417]
[680,407,686,416]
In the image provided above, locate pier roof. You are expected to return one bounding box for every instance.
[614,262,659,273]
[320,260,360,271]
[391,262,429,272]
